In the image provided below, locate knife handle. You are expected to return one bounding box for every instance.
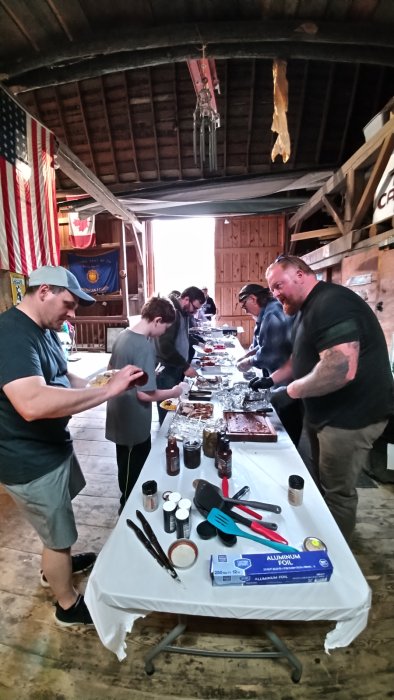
[126,519,168,572]
[136,510,178,579]
[249,521,288,544]
[227,497,282,514]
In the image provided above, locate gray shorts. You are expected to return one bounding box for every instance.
[4,453,86,550]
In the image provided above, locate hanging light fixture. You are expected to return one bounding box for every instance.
[187,48,221,171]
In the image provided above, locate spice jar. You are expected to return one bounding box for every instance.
[183,438,202,469]
[203,420,218,458]
[166,436,180,476]
[217,437,232,478]
[288,475,304,506]
[142,480,158,512]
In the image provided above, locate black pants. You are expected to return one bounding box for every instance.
[270,392,304,447]
[116,436,152,512]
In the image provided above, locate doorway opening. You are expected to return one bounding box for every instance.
[151,218,215,297]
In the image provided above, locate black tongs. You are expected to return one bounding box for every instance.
[126,511,182,583]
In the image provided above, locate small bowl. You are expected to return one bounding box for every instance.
[168,539,198,569]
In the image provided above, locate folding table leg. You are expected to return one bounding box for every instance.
[144,616,187,675]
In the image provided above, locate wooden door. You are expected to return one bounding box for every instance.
[214,215,286,347]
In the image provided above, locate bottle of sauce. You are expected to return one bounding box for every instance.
[217,438,232,479]
[215,430,227,469]
[166,436,180,476]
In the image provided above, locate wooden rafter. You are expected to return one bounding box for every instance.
[245,59,255,173]
[290,61,308,168]
[99,75,119,183]
[122,71,140,182]
[172,63,182,179]
[315,63,334,164]
[75,82,96,174]
[337,63,360,164]
[290,226,340,242]
[223,61,228,175]
[350,131,394,230]
[53,86,69,146]
[289,117,394,231]
[147,67,161,180]
[322,196,346,235]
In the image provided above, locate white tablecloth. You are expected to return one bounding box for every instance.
[85,401,371,661]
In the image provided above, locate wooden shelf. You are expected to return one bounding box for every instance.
[93,294,122,301]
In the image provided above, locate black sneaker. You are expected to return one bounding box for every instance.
[55,594,94,627]
[40,552,96,588]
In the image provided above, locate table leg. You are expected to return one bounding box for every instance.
[144,616,302,682]
[144,616,187,675]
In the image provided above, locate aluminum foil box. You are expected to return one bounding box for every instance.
[210,551,333,586]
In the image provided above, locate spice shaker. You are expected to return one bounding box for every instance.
[288,474,304,506]
[142,480,159,512]
[175,508,191,539]
[163,500,177,533]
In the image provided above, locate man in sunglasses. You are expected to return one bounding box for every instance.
[155,286,205,424]
[250,254,393,541]
[238,283,303,445]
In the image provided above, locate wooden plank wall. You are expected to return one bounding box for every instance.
[215,215,286,347]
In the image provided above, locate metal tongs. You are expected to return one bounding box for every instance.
[126,511,182,583]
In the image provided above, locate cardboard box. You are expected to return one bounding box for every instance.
[210,551,333,586]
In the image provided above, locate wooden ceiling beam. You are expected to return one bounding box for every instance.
[289,117,394,230]
[7,42,394,93]
[350,131,394,230]
[289,61,308,169]
[56,142,142,235]
[337,63,360,164]
[3,20,394,80]
[314,63,334,164]
[290,226,340,242]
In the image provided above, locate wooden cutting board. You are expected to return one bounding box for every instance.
[223,412,277,442]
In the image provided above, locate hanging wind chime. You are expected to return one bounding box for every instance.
[187,49,221,171]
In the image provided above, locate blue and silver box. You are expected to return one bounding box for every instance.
[210,551,333,586]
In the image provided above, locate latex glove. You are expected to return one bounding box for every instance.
[237,357,253,371]
[173,381,190,399]
[249,376,274,391]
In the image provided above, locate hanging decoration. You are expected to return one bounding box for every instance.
[188,49,220,171]
[271,59,291,164]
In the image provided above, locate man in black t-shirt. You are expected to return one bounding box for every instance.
[0,265,145,627]
[250,255,393,541]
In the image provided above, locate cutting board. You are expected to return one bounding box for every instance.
[223,411,277,442]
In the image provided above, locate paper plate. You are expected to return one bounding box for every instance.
[159,399,178,411]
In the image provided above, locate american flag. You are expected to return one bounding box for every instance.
[0,88,60,275]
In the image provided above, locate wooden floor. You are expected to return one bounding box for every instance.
[1,401,393,700]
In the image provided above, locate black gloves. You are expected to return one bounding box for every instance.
[248,376,274,391]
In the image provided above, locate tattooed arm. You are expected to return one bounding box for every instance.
[286,341,360,399]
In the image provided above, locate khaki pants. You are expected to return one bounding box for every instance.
[305,420,387,541]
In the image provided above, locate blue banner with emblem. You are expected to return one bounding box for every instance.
[68,250,119,293]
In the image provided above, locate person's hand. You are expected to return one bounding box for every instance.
[237,357,252,371]
[248,376,274,391]
[106,365,145,396]
[173,381,190,398]
[184,366,198,378]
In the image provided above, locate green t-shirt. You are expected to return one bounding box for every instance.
[105,329,157,447]
[292,281,394,429]
[0,306,73,484]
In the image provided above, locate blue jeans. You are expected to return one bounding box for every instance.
[156,365,184,425]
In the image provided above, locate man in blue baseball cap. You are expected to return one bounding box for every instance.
[0,265,144,628]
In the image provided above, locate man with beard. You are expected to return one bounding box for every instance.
[0,266,145,626]
[249,255,393,541]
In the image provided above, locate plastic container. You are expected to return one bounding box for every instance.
[141,480,158,512]
[183,439,202,469]
[288,475,304,506]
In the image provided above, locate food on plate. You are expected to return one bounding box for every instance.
[89,370,116,387]
[160,399,178,411]
[178,402,214,419]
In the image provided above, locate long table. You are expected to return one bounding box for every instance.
[84,355,371,679]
